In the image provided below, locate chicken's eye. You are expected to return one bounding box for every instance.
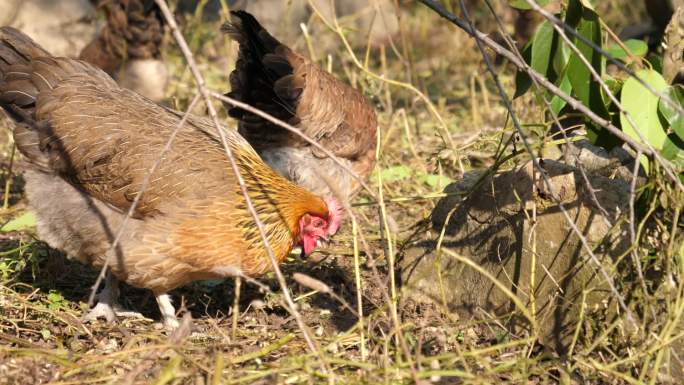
[312,218,325,227]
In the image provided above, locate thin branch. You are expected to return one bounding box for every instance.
[153,0,327,370]
[418,0,684,194]
[482,0,614,228]
[523,0,682,196]
[524,0,684,117]
[523,0,655,318]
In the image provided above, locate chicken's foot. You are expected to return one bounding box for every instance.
[155,293,179,329]
[83,273,144,323]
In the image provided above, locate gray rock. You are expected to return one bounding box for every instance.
[400,158,633,352]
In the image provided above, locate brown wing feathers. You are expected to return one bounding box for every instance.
[0,30,75,170]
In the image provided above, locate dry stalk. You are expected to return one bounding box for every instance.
[3,141,14,210]
[292,273,358,317]
[153,0,328,372]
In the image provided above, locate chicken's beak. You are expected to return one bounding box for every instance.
[316,236,330,249]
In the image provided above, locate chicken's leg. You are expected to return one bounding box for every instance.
[84,272,143,323]
[155,293,179,329]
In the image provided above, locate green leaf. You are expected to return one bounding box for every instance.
[47,291,64,303]
[578,0,595,10]
[510,0,550,10]
[658,85,684,142]
[379,165,411,182]
[531,21,555,76]
[566,11,608,119]
[606,39,648,59]
[1,211,36,232]
[552,39,571,76]
[662,134,684,167]
[47,290,66,311]
[602,77,622,103]
[514,42,533,98]
[646,52,663,73]
[421,174,452,189]
[621,69,669,149]
[550,69,572,115]
[564,0,584,28]
[621,69,669,171]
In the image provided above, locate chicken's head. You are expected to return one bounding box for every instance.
[298,197,343,255]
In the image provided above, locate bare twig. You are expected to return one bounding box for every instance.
[418,0,684,194]
[523,0,678,196]
[483,0,614,228]
[153,0,327,371]
[525,0,654,318]
[523,0,684,117]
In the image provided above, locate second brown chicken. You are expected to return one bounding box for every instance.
[223,11,378,200]
[0,27,342,328]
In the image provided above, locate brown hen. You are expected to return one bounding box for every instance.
[222,11,377,200]
[0,27,342,328]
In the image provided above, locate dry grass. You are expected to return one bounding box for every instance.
[0,1,682,384]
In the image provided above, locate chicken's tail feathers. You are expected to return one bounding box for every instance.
[0,27,58,119]
[221,10,282,56]
[0,27,51,70]
[0,27,116,170]
[79,0,164,75]
[221,11,305,142]
[0,27,54,168]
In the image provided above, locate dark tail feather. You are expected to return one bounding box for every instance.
[221,10,281,58]
[221,10,300,128]
[79,0,163,75]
